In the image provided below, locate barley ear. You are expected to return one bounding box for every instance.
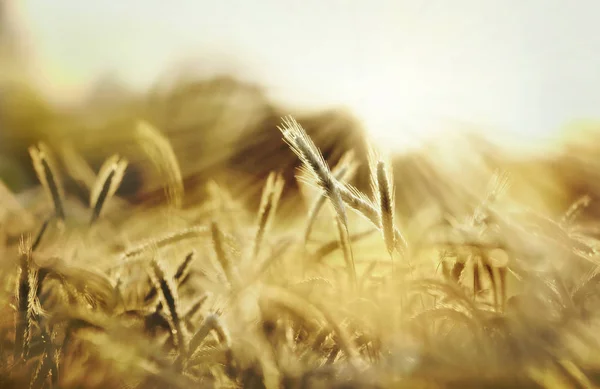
[89,154,128,224]
[174,250,196,284]
[188,313,231,355]
[338,181,409,255]
[304,151,358,245]
[135,120,184,209]
[29,143,66,220]
[121,225,209,260]
[375,160,396,258]
[150,251,196,312]
[184,293,210,321]
[14,235,37,361]
[148,257,187,357]
[29,329,57,389]
[211,221,236,287]
[278,116,347,227]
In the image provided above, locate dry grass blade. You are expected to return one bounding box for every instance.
[261,285,360,369]
[188,313,231,355]
[31,218,51,252]
[41,258,118,311]
[115,226,209,288]
[121,226,209,260]
[29,329,57,389]
[174,250,196,283]
[148,257,187,356]
[184,293,210,320]
[211,221,236,286]
[562,194,592,226]
[30,351,53,389]
[28,143,66,220]
[253,171,284,260]
[408,278,481,319]
[135,120,184,208]
[89,154,128,224]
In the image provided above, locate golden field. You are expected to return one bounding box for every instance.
[4,33,600,389]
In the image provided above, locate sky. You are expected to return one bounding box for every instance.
[16,0,600,152]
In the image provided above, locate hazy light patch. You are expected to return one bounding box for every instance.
[17,0,600,154]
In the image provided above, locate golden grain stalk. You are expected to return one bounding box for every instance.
[304,150,358,245]
[372,158,396,258]
[278,116,357,285]
[14,235,37,361]
[89,154,128,224]
[28,143,66,220]
[339,173,408,255]
[278,116,348,229]
[188,313,231,356]
[135,120,184,209]
[147,256,187,356]
[210,221,238,288]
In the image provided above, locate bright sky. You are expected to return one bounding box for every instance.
[18,0,600,152]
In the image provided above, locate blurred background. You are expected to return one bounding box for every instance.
[3,0,600,223]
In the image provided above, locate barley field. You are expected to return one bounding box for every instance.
[5,4,600,388]
[3,71,600,389]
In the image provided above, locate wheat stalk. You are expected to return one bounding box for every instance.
[304,150,358,245]
[89,154,128,224]
[278,116,348,228]
[147,256,187,357]
[261,285,360,370]
[121,226,209,260]
[373,159,396,258]
[14,235,37,361]
[339,180,408,255]
[135,120,184,209]
[188,313,231,356]
[279,116,359,286]
[211,221,237,287]
[29,143,66,220]
[147,251,196,310]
